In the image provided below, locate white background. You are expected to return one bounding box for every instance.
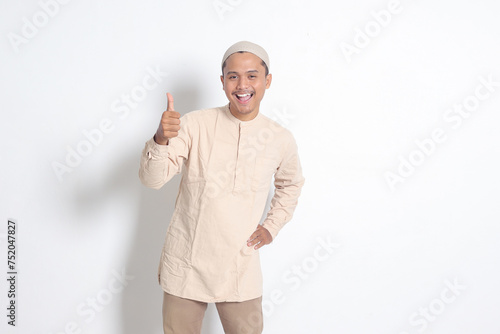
[1,0,500,333]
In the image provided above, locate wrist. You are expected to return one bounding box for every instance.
[153,133,169,145]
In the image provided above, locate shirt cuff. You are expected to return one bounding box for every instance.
[262,221,279,242]
[145,137,169,159]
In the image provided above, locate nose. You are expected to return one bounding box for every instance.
[236,76,249,89]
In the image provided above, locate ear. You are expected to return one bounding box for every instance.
[265,73,272,89]
[220,75,224,89]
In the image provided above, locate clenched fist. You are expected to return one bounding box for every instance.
[154,92,181,145]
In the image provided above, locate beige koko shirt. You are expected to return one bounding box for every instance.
[139,103,305,303]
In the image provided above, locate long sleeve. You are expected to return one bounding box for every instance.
[262,134,305,241]
[138,113,191,189]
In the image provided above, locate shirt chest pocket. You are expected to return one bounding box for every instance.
[252,157,279,192]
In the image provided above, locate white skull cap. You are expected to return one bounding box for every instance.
[221,41,270,73]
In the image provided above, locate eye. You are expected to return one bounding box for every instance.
[229,75,237,79]
[249,75,256,79]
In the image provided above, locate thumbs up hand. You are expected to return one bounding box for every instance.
[154,92,181,145]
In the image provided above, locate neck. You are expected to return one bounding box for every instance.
[228,103,259,121]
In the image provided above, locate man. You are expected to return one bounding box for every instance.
[139,41,305,334]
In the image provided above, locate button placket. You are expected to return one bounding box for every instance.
[233,123,243,192]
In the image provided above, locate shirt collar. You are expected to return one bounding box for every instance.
[223,103,262,127]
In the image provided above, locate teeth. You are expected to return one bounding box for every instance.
[237,93,251,97]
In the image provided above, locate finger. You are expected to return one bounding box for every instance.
[247,231,258,242]
[162,112,181,122]
[248,234,260,245]
[167,92,175,111]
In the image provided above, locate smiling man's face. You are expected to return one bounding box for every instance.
[220,52,272,121]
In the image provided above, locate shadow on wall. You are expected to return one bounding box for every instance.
[71,146,173,333]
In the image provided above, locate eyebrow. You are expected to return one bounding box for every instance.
[226,70,259,75]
